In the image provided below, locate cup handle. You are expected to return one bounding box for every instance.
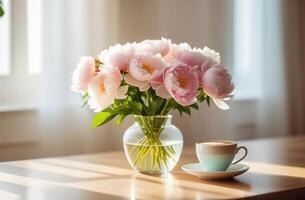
[232,146,248,165]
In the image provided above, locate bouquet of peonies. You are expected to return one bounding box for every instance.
[71,38,234,127]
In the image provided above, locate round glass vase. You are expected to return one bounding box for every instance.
[123,115,183,175]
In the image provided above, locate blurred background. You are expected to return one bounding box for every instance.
[0,0,304,161]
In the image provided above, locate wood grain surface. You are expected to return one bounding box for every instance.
[0,136,304,199]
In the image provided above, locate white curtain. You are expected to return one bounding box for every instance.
[37,0,126,154]
[256,0,289,137]
[241,0,304,137]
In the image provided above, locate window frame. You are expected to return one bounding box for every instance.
[0,0,40,112]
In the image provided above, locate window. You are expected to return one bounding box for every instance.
[0,0,11,75]
[233,0,263,99]
[0,0,42,111]
[27,0,42,74]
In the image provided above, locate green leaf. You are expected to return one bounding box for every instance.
[197,92,205,102]
[178,109,182,116]
[81,92,89,108]
[91,111,117,128]
[179,104,191,114]
[82,92,88,100]
[127,101,142,114]
[190,103,199,110]
[150,98,165,115]
[183,107,191,116]
[116,114,127,125]
[206,96,211,107]
[0,8,3,17]
[0,1,4,17]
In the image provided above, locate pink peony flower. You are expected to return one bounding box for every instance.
[165,43,206,67]
[202,65,234,110]
[162,61,199,106]
[166,43,221,77]
[88,66,128,112]
[136,38,171,56]
[71,56,96,93]
[197,46,221,76]
[201,46,220,64]
[151,67,171,98]
[125,52,166,91]
[98,43,136,71]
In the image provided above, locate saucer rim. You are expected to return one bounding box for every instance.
[181,163,249,174]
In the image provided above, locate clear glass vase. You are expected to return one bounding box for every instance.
[123,115,183,175]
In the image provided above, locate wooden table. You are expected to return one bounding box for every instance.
[0,136,304,199]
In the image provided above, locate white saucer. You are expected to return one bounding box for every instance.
[181,163,249,180]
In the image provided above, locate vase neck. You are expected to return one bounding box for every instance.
[133,115,172,129]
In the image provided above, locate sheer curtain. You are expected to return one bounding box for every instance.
[254,0,305,137]
[256,0,289,137]
[233,0,305,137]
[37,0,125,154]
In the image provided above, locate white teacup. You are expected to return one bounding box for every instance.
[196,140,248,171]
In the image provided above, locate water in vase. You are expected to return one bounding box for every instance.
[124,140,183,175]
